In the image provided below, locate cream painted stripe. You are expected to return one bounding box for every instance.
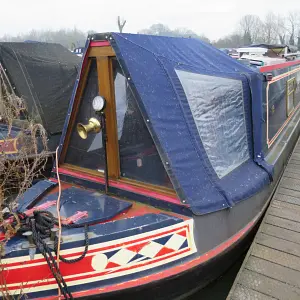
[266,83,270,146]
[266,67,300,147]
[8,242,196,294]
[268,102,300,147]
[4,260,48,270]
[9,283,59,295]
[270,67,300,83]
[187,219,196,252]
[3,220,192,266]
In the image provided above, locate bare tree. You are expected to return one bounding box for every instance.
[262,12,278,44]
[139,23,210,43]
[213,33,244,48]
[139,24,171,36]
[0,68,49,200]
[0,28,88,49]
[273,14,287,44]
[0,66,49,269]
[117,16,127,33]
[286,11,300,45]
[239,14,263,44]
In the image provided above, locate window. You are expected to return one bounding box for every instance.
[176,70,249,178]
[113,59,173,188]
[64,59,105,171]
[286,77,296,116]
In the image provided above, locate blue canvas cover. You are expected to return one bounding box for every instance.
[109,33,271,215]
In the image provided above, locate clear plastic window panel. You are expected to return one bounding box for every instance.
[65,59,105,172]
[176,70,250,178]
[113,59,173,188]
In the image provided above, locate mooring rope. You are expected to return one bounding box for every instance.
[3,209,89,299]
[55,145,63,299]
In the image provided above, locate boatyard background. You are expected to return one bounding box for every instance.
[1,10,300,51]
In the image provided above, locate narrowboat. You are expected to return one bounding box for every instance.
[1,33,300,299]
[0,42,80,158]
[71,47,85,57]
[237,43,300,67]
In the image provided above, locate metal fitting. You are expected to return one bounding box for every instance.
[50,227,59,241]
[23,231,34,245]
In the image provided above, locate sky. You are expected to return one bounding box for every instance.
[1,0,299,41]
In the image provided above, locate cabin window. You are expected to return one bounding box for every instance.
[113,59,172,187]
[286,77,296,116]
[64,59,105,172]
[176,70,249,178]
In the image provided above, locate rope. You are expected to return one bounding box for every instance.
[54,225,89,264]
[2,207,89,299]
[55,146,62,299]
[4,209,89,299]
[30,216,73,299]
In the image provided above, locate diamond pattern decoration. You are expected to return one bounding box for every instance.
[138,241,164,258]
[164,234,186,251]
[102,229,190,270]
[152,235,172,245]
[109,248,137,266]
[104,249,120,259]
[3,221,195,296]
[179,239,188,250]
[128,253,147,264]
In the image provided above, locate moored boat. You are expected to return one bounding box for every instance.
[1,33,300,299]
[71,47,85,57]
[237,43,300,67]
[0,42,81,159]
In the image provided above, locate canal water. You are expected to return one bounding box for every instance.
[187,254,245,300]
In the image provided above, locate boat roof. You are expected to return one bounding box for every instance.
[237,47,268,54]
[248,43,287,49]
[0,42,81,135]
[240,55,286,66]
[248,43,298,52]
[60,33,271,214]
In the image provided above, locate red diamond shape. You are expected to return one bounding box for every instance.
[106,261,120,269]
[156,247,175,257]
[176,230,187,237]
[127,242,149,253]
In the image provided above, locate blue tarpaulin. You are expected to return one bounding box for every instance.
[110,33,271,215]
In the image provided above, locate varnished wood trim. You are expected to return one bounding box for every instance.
[61,163,104,178]
[108,57,121,178]
[97,57,120,179]
[89,46,115,57]
[59,59,92,163]
[60,164,177,198]
[119,178,177,197]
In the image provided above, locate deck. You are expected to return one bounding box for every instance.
[227,139,300,300]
